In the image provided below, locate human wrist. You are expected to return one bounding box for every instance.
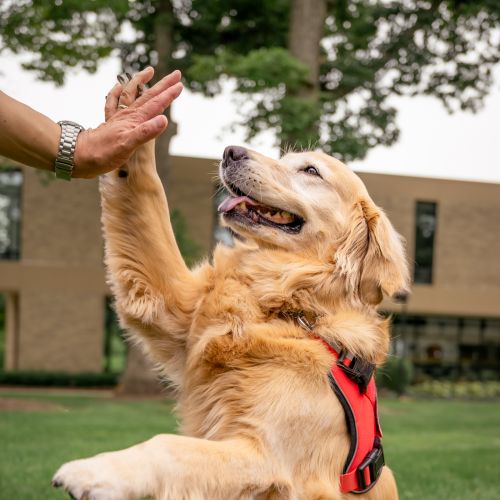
[54,121,85,181]
[72,129,100,179]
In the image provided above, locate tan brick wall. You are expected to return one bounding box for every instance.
[22,168,103,265]
[168,155,218,254]
[359,173,500,317]
[2,156,500,373]
[436,200,500,289]
[1,155,218,373]
[3,166,107,372]
[17,290,104,372]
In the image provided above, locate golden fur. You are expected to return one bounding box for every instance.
[53,138,408,499]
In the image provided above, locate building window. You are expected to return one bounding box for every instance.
[414,201,437,284]
[0,169,22,260]
[390,313,500,379]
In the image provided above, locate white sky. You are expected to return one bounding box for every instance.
[1,52,500,184]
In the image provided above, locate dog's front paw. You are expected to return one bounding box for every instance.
[52,456,132,500]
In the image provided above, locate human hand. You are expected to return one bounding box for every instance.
[72,67,183,179]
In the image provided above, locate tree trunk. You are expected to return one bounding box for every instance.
[153,0,177,192]
[282,0,327,148]
[115,345,164,396]
[117,0,177,396]
[289,0,326,95]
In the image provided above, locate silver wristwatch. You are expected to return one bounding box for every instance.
[54,120,85,181]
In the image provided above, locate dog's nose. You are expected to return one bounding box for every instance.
[223,146,248,167]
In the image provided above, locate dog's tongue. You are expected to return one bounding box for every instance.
[218,196,256,213]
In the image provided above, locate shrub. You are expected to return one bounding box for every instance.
[377,356,414,396]
[410,380,500,399]
[170,209,202,265]
[0,370,118,387]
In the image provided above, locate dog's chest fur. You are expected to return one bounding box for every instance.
[177,244,385,481]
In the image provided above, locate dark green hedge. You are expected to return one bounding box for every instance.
[0,370,118,387]
[376,356,414,396]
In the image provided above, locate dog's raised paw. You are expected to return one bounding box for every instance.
[52,458,129,500]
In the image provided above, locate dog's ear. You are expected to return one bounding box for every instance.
[335,199,410,305]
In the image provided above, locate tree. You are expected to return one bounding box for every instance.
[186,0,500,159]
[2,1,500,161]
[0,0,295,393]
[2,0,499,391]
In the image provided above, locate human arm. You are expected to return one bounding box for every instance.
[0,67,183,179]
[0,89,60,172]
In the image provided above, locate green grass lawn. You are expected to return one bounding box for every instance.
[0,390,499,499]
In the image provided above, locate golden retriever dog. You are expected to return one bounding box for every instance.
[53,75,409,500]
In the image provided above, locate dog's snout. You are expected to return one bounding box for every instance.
[223,146,248,167]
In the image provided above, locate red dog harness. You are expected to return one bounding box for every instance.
[298,316,385,494]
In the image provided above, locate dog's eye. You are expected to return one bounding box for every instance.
[302,165,321,177]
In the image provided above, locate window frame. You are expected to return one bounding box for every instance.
[413,200,438,285]
[0,168,23,261]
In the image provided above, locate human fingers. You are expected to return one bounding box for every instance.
[125,115,168,151]
[132,69,182,109]
[117,66,155,108]
[137,82,183,121]
[105,83,122,121]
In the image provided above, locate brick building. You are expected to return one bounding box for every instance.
[0,156,499,377]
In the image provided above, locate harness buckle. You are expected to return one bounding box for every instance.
[356,443,385,491]
[337,351,375,393]
[296,314,314,332]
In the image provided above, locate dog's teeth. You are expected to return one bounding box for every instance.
[244,203,295,225]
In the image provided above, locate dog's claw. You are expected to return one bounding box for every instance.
[117,74,127,85]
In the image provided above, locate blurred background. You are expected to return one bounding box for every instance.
[0,1,499,499]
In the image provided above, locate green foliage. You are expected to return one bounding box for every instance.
[1,1,499,160]
[170,209,201,266]
[188,47,309,95]
[103,297,127,374]
[276,96,323,150]
[0,0,128,85]
[411,380,500,399]
[0,370,118,387]
[0,293,4,369]
[377,356,415,396]
[233,48,309,94]
[184,0,500,158]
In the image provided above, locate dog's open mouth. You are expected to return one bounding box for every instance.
[218,190,303,234]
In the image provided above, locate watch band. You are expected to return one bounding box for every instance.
[54,120,85,181]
